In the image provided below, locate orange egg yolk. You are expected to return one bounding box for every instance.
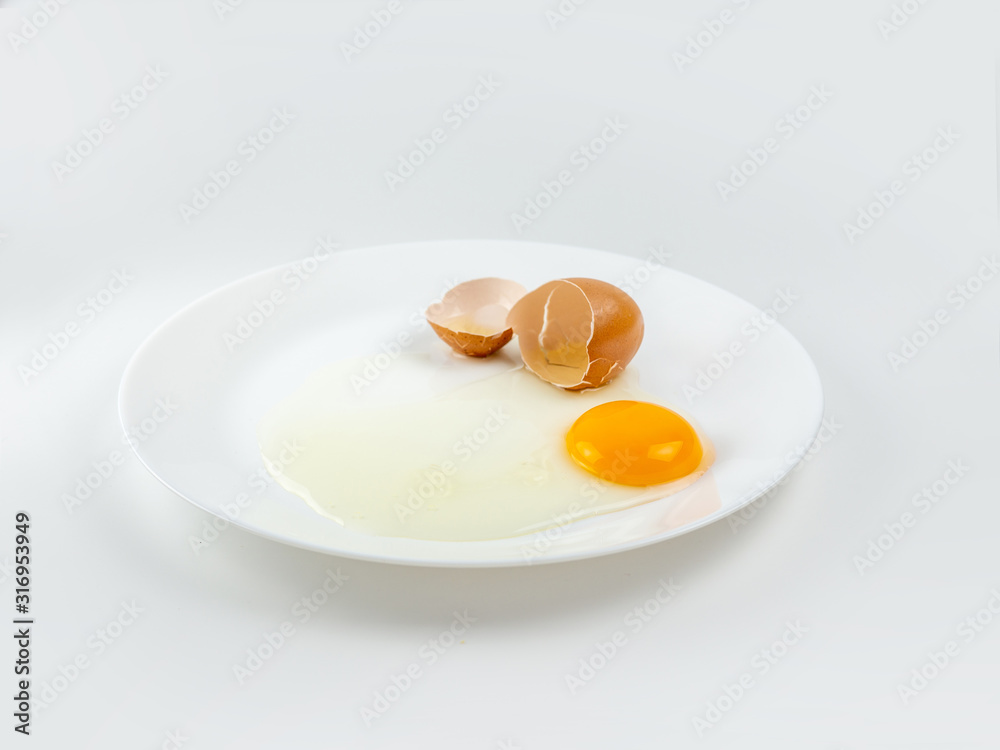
[566,401,704,486]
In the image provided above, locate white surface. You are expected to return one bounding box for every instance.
[1,1,998,747]
[119,240,822,565]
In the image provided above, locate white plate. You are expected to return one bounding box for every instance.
[119,240,823,567]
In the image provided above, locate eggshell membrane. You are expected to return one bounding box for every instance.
[506,277,644,390]
[425,277,526,357]
[504,280,593,386]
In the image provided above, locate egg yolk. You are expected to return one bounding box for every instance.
[566,400,704,486]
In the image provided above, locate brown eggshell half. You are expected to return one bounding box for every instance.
[506,277,644,389]
[425,277,527,357]
[564,277,644,389]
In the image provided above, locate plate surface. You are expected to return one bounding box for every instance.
[119,240,823,567]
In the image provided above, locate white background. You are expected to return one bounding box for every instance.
[2,1,999,747]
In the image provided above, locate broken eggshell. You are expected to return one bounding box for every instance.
[425,277,528,357]
[506,277,644,390]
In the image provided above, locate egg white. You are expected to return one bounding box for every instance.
[257,354,713,542]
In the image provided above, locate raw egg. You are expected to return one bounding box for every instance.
[257,356,713,542]
[566,401,706,487]
[425,277,527,357]
[506,277,644,390]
